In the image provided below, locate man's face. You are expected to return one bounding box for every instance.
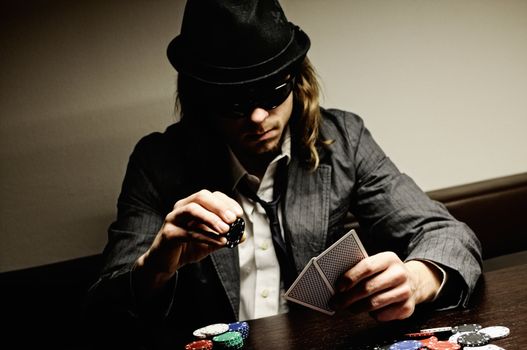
[205,73,296,160]
[213,92,293,158]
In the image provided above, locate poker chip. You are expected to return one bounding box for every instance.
[184,339,213,350]
[448,332,469,344]
[419,326,453,339]
[228,321,250,340]
[420,336,438,348]
[389,340,423,350]
[225,218,245,248]
[420,326,453,333]
[478,326,510,340]
[456,331,491,347]
[452,323,482,334]
[213,331,244,349]
[405,331,435,338]
[427,340,461,350]
[193,323,229,339]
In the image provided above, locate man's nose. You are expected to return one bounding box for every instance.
[249,107,269,123]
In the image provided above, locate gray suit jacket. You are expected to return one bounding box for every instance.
[85,109,482,340]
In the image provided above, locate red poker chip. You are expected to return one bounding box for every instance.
[185,339,213,350]
[420,336,438,348]
[427,340,461,350]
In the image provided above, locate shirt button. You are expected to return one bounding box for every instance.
[260,289,269,298]
[259,241,269,250]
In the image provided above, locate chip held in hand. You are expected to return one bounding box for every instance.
[225,218,245,248]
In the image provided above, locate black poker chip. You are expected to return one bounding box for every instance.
[452,323,482,334]
[456,331,491,347]
[225,218,245,248]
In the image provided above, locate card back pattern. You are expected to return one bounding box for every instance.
[284,260,335,315]
[314,230,368,290]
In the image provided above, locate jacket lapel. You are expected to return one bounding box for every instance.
[283,158,332,272]
[210,247,240,319]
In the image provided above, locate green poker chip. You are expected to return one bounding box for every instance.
[213,331,244,349]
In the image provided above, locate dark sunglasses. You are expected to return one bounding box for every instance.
[213,75,296,119]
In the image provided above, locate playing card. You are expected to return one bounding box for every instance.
[284,258,335,315]
[284,229,368,315]
[313,229,368,292]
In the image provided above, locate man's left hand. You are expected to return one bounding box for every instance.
[329,252,442,321]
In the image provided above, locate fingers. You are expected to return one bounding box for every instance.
[164,189,244,249]
[330,251,417,321]
[332,263,406,309]
[167,190,243,235]
[187,226,228,247]
[370,299,415,321]
[175,190,243,227]
[146,220,226,274]
[159,221,226,249]
[335,251,401,293]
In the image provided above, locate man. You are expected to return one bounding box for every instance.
[85,0,482,346]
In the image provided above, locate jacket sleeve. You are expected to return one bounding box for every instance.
[83,133,178,330]
[343,111,483,309]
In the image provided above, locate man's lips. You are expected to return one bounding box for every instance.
[244,128,276,141]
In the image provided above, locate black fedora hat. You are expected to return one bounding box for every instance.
[167,0,310,85]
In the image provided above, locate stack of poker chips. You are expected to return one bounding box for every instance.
[408,323,510,350]
[228,321,250,340]
[449,324,510,349]
[184,339,213,350]
[185,321,251,349]
[212,331,244,349]
[419,336,461,350]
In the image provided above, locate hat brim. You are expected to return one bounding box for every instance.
[167,25,310,86]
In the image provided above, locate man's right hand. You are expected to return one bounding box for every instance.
[133,190,243,297]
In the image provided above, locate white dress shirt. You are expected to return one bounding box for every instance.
[228,129,291,321]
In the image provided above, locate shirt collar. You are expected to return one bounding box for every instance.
[228,126,291,192]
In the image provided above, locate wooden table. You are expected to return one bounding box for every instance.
[242,263,527,349]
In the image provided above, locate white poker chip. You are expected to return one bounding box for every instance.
[448,331,470,344]
[463,345,505,350]
[192,323,229,339]
[479,326,510,340]
[420,326,452,333]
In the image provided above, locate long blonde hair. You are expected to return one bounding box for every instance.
[176,56,325,170]
[291,57,324,170]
